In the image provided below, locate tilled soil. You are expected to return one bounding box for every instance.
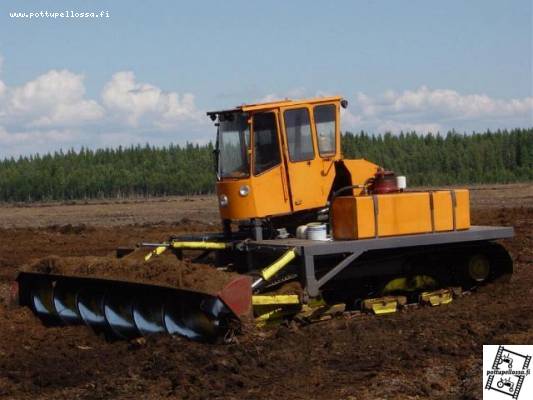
[20,253,238,295]
[0,190,531,399]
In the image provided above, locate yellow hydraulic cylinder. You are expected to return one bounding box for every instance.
[260,249,297,281]
[145,241,229,261]
[171,241,228,250]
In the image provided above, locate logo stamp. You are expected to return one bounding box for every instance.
[484,345,532,399]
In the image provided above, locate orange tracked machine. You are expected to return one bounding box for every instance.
[16,96,513,341]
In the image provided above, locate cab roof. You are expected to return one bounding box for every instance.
[206,96,342,118]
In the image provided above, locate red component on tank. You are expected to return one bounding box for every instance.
[369,169,399,194]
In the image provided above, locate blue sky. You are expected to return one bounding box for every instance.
[0,0,531,157]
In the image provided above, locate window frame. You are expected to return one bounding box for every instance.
[217,114,251,179]
[251,111,283,177]
[282,106,316,163]
[313,103,338,158]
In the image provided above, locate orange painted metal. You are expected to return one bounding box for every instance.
[432,191,454,231]
[279,103,338,212]
[216,97,348,220]
[332,190,471,240]
[341,159,380,195]
[212,97,472,236]
[453,189,470,229]
[217,164,291,220]
[240,96,342,113]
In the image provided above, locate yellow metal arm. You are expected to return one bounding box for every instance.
[170,241,228,250]
[260,248,297,281]
[144,241,229,261]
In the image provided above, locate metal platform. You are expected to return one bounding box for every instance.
[250,226,514,297]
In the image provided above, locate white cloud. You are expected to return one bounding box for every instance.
[256,93,280,103]
[384,86,532,119]
[0,68,102,156]
[256,87,307,104]
[254,87,532,135]
[0,127,77,145]
[0,80,5,101]
[101,71,202,128]
[5,70,104,127]
[0,49,531,158]
[376,121,442,134]
[339,107,361,129]
[344,86,533,134]
[0,126,81,158]
[0,60,206,156]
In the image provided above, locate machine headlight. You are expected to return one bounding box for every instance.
[219,194,229,207]
[239,185,250,197]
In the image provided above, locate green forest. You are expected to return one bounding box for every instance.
[0,129,531,202]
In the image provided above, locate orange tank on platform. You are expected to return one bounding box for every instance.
[331,189,470,240]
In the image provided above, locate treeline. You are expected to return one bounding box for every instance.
[0,129,531,202]
[0,143,215,201]
[342,128,532,186]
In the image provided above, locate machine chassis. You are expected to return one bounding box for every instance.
[246,225,514,298]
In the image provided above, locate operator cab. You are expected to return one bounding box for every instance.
[207,97,346,224]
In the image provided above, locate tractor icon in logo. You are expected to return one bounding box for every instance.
[497,353,514,370]
[497,377,515,393]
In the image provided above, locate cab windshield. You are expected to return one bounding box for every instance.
[218,113,250,178]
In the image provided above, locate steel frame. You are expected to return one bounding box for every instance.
[248,226,514,297]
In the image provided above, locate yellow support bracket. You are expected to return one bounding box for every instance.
[420,289,453,306]
[362,296,407,315]
[252,294,300,306]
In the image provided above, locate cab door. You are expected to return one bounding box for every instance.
[249,111,291,217]
[280,105,336,212]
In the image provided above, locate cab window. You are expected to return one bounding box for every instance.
[253,113,281,175]
[314,104,336,156]
[284,108,314,162]
[218,113,250,178]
